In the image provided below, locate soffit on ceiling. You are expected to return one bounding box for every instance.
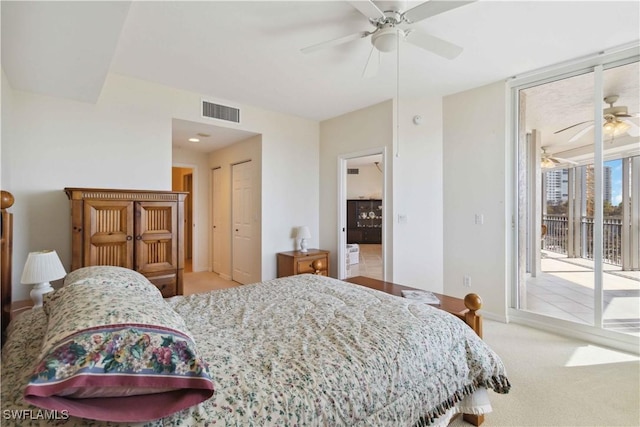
[1,1,131,103]
[172,118,259,153]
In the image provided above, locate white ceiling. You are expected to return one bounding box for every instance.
[2,1,639,152]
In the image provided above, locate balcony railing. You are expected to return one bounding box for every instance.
[543,215,623,266]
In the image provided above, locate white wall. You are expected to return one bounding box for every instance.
[319,100,394,278]
[392,96,444,291]
[346,164,383,200]
[1,70,14,189]
[3,73,319,300]
[443,81,508,319]
[319,97,444,292]
[254,110,319,279]
[6,78,173,301]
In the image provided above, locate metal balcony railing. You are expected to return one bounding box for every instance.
[542,215,623,266]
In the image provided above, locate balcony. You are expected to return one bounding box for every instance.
[524,215,640,336]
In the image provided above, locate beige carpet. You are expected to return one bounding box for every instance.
[183,270,241,295]
[451,320,639,427]
[183,273,640,426]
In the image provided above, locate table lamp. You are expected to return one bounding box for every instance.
[297,226,311,253]
[20,250,66,307]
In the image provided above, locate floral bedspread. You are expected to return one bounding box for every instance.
[1,274,509,426]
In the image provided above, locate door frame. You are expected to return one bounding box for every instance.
[172,162,197,271]
[337,147,388,280]
[210,166,223,276]
[507,46,640,354]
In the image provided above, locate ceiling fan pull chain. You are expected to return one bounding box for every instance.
[396,27,401,158]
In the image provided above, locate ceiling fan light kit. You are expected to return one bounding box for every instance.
[541,157,556,169]
[371,26,405,52]
[603,118,631,137]
[554,94,639,143]
[540,147,577,169]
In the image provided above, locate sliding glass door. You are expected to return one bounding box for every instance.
[514,57,639,340]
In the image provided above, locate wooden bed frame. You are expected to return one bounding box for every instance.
[1,190,15,345]
[344,275,483,337]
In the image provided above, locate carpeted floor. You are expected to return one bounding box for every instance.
[183,270,240,295]
[183,272,640,426]
[450,320,640,427]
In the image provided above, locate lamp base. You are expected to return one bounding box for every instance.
[300,238,308,253]
[30,282,54,307]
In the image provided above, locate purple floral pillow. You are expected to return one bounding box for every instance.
[24,267,214,422]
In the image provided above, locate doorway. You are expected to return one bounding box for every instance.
[172,166,194,273]
[338,150,386,280]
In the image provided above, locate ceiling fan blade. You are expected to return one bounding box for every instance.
[402,0,476,24]
[551,156,578,165]
[405,30,463,59]
[347,0,385,20]
[554,120,593,134]
[362,46,380,78]
[624,119,639,137]
[301,31,370,54]
[568,124,594,143]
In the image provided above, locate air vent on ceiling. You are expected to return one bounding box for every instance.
[347,168,359,175]
[202,100,240,123]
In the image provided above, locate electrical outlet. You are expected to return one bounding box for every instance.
[463,276,471,287]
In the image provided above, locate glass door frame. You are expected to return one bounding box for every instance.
[507,44,640,354]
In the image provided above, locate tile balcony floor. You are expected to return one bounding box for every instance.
[525,250,640,336]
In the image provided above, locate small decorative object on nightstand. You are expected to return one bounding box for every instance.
[296,226,311,253]
[20,250,66,307]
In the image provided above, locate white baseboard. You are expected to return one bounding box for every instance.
[508,308,640,355]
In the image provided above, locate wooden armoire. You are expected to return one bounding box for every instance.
[64,188,187,297]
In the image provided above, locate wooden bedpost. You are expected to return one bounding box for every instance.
[463,293,483,338]
[1,190,15,345]
[462,292,484,426]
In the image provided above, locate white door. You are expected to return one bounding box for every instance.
[211,167,222,274]
[232,161,253,284]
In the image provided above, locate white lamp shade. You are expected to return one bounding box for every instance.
[21,250,67,285]
[296,226,311,239]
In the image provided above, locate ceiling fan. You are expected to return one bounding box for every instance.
[541,147,577,169]
[554,95,640,143]
[301,0,475,77]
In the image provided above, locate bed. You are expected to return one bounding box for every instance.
[1,192,510,426]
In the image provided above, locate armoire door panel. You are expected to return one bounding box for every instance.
[136,202,177,273]
[84,200,133,268]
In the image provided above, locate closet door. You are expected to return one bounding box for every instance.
[135,201,177,274]
[84,200,134,269]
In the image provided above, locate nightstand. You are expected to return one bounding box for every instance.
[277,249,330,277]
[5,299,34,320]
